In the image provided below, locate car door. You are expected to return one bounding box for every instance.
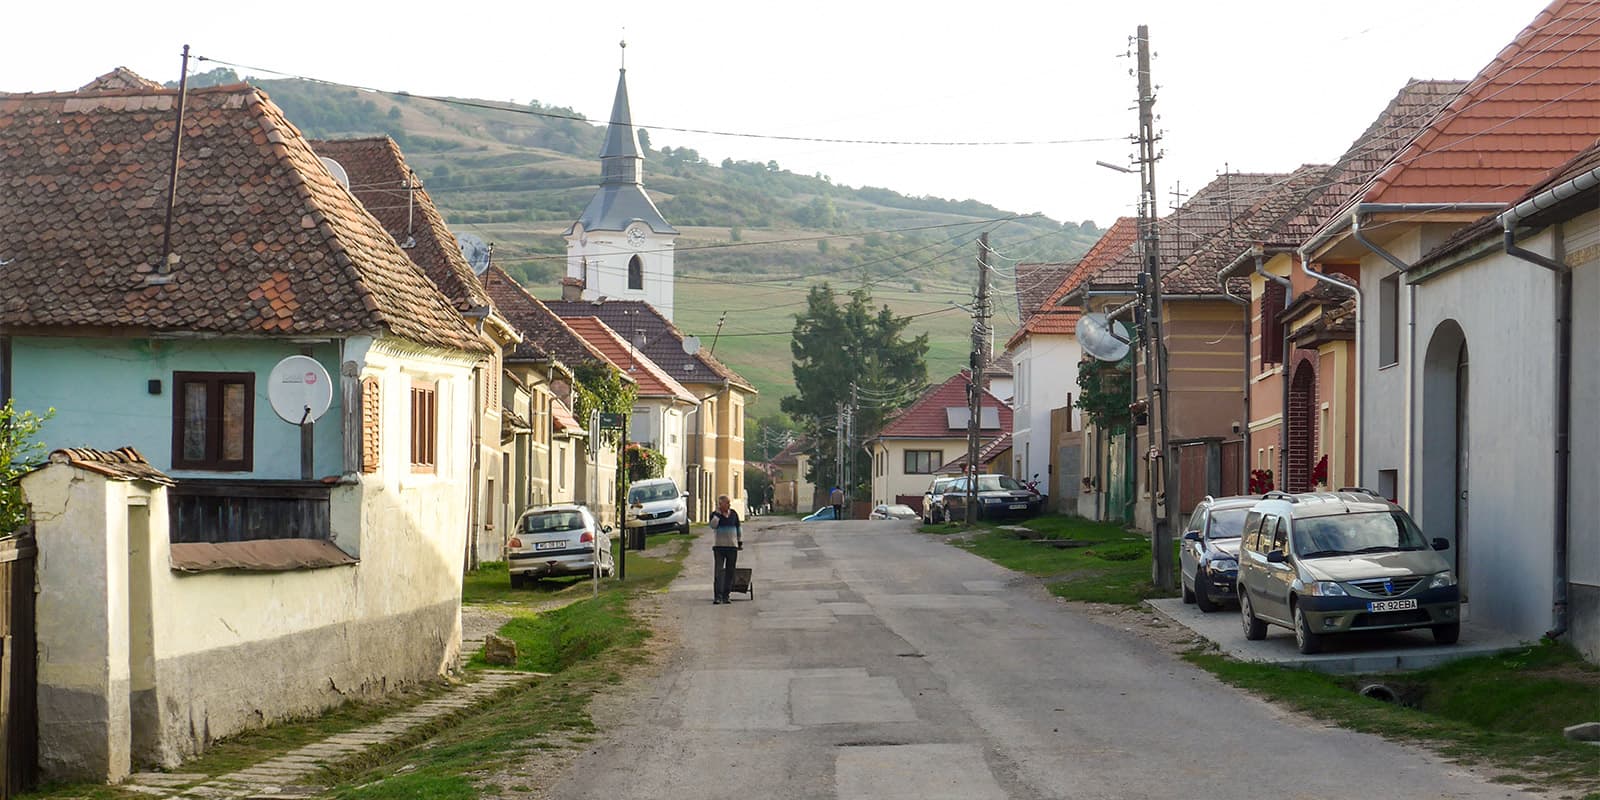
[1180,506,1206,587]
[944,478,966,519]
[1238,512,1268,606]
[1261,515,1295,623]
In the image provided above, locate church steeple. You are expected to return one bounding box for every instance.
[601,43,643,185]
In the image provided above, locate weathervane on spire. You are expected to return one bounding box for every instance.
[620,35,627,70]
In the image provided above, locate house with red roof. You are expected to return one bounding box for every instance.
[2,72,487,779]
[864,372,1011,513]
[1296,0,1600,652]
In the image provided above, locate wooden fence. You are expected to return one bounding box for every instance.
[0,532,37,797]
[167,480,332,543]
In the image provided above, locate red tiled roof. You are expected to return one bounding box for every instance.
[1006,218,1137,349]
[1014,262,1074,324]
[937,432,1012,472]
[1087,174,1286,291]
[0,78,485,353]
[563,316,696,403]
[482,266,609,367]
[1165,165,1330,293]
[545,300,755,392]
[311,137,493,311]
[1362,0,1600,206]
[875,371,1012,440]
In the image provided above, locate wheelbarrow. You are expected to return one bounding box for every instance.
[729,567,754,600]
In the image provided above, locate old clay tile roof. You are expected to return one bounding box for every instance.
[1086,174,1285,290]
[0,77,485,353]
[1009,218,1138,350]
[46,447,174,484]
[480,265,608,367]
[1360,0,1600,206]
[79,68,164,93]
[1014,262,1074,323]
[1165,164,1330,293]
[545,300,756,392]
[310,137,493,311]
[937,432,1012,472]
[562,316,697,403]
[876,371,1011,440]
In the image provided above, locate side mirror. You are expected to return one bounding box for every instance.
[1432,537,1449,551]
[1266,550,1286,564]
[602,525,613,534]
[1182,531,1202,542]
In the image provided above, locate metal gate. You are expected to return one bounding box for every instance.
[0,532,37,797]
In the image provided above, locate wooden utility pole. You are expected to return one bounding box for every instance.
[965,233,991,524]
[1135,25,1176,588]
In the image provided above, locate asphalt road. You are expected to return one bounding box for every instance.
[550,517,1532,799]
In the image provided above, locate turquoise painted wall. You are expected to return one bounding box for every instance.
[9,337,345,480]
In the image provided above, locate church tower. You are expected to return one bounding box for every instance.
[564,44,679,320]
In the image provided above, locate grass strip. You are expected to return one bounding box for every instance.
[923,514,1175,605]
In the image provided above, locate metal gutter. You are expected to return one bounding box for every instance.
[1497,166,1597,639]
[1296,247,1363,482]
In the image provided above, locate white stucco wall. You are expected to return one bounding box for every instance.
[870,438,960,507]
[565,226,677,321]
[1009,335,1083,492]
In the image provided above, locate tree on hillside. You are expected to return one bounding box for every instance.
[781,285,928,501]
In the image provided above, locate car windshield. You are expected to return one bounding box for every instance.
[887,505,914,515]
[976,476,1024,491]
[1293,511,1428,557]
[629,483,678,503]
[524,511,585,533]
[1208,508,1249,539]
[932,479,955,493]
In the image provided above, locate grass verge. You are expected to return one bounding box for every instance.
[924,514,1176,605]
[1188,640,1600,797]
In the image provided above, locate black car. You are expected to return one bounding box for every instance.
[1179,494,1256,611]
[941,474,1042,521]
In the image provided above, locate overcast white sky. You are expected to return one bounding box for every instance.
[3,0,1555,227]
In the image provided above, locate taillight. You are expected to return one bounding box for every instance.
[509,537,522,548]
[580,530,593,543]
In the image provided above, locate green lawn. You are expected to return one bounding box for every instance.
[925,514,1176,605]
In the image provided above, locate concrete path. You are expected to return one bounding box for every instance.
[548,517,1537,799]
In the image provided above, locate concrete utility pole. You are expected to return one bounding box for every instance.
[1135,25,1176,589]
[966,233,991,524]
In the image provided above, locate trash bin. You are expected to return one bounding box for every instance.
[627,528,647,551]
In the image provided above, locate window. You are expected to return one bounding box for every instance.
[1260,281,1286,364]
[1270,516,1289,553]
[628,255,644,290]
[557,443,567,489]
[904,450,943,474]
[171,371,254,471]
[1242,511,1264,551]
[1379,274,1399,367]
[410,379,438,473]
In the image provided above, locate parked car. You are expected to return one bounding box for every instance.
[625,477,690,536]
[1180,494,1258,612]
[802,506,837,522]
[507,504,613,587]
[922,476,960,523]
[941,474,1042,521]
[869,503,920,521]
[1236,490,1460,654]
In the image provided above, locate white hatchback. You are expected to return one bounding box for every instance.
[508,505,613,587]
[625,478,690,536]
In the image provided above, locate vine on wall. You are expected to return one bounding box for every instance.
[1075,360,1132,429]
[571,362,637,446]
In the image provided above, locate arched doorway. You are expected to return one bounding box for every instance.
[1285,360,1317,491]
[1422,320,1469,600]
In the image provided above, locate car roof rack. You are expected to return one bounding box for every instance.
[1261,490,1298,503]
[1337,486,1383,497]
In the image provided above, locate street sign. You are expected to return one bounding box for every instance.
[599,412,625,430]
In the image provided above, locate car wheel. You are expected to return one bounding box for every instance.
[678,522,690,536]
[1293,603,1322,655]
[1432,622,1460,645]
[1194,576,1219,613]
[1181,575,1195,604]
[1240,591,1268,641]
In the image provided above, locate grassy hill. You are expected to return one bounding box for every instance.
[200,70,1102,414]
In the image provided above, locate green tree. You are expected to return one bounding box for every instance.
[781,284,928,500]
[1,400,53,532]
[571,362,636,447]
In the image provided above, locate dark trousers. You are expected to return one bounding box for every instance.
[832,504,844,520]
[712,546,739,600]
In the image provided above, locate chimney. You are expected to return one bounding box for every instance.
[561,276,584,302]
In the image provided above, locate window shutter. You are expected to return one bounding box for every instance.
[361,377,381,473]
[1260,282,1285,365]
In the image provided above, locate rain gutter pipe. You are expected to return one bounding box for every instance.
[1219,250,1252,493]
[1296,246,1363,482]
[1254,253,1294,486]
[1498,162,1598,639]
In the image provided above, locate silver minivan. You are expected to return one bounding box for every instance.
[1236,490,1460,654]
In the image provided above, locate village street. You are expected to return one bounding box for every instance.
[546,518,1533,799]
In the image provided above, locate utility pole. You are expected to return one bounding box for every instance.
[965,233,991,524]
[1135,25,1176,589]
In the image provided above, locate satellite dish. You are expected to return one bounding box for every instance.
[682,336,701,355]
[458,232,492,276]
[1079,313,1133,362]
[318,157,351,190]
[268,355,334,425]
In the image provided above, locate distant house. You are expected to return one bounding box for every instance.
[1,73,485,779]
[768,437,815,513]
[865,371,1012,512]
[561,316,697,489]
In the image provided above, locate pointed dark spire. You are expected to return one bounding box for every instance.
[600,40,643,184]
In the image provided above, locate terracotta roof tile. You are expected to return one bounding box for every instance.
[1362,0,1600,205]
[0,78,485,353]
[875,371,1011,440]
[1165,164,1331,293]
[937,432,1012,471]
[47,447,173,484]
[1006,218,1137,349]
[551,397,584,434]
[1085,175,1284,292]
[481,266,608,367]
[545,300,755,392]
[1014,262,1074,323]
[562,316,697,403]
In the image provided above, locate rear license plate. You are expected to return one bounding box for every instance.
[1009,503,1027,510]
[1368,598,1418,612]
[534,540,566,551]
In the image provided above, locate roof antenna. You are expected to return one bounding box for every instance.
[152,44,192,286]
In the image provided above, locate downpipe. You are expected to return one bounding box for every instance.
[1298,248,1363,482]
[1220,252,1252,492]
[1255,258,1293,485]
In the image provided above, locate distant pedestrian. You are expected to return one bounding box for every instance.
[708,494,743,605]
[830,486,845,521]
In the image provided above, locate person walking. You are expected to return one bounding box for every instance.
[708,494,743,604]
[830,486,845,521]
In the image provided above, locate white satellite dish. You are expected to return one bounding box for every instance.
[682,336,701,356]
[318,157,351,190]
[1079,313,1133,362]
[457,232,493,276]
[268,355,334,425]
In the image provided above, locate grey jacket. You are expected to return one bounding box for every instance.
[709,509,742,548]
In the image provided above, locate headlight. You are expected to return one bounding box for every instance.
[1429,570,1456,589]
[1208,557,1238,572]
[1307,581,1347,597]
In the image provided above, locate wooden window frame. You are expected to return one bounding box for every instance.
[903,450,943,475]
[1260,282,1286,365]
[410,379,438,473]
[171,371,255,471]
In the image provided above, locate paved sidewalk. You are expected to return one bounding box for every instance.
[125,669,532,799]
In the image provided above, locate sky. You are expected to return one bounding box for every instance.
[2,0,1558,228]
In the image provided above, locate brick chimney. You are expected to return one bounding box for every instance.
[561,276,584,302]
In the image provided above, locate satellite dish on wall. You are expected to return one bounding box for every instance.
[268,355,334,425]
[457,232,493,276]
[682,336,701,356]
[1079,313,1133,362]
[318,157,351,190]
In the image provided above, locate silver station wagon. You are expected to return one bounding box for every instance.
[1236,490,1460,654]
